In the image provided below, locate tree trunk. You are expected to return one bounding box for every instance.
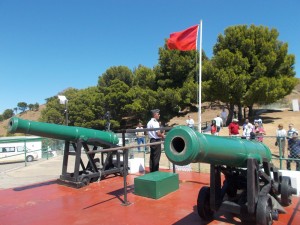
[248,105,253,117]
[237,104,243,121]
[227,104,235,125]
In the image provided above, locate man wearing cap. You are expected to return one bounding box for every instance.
[147,109,165,172]
[287,131,300,171]
[228,118,240,136]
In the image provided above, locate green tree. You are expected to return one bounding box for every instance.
[28,104,34,111]
[98,66,134,88]
[68,87,108,129]
[123,86,158,124]
[40,96,66,124]
[17,102,28,112]
[133,65,156,90]
[100,79,131,124]
[2,109,14,119]
[204,24,297,119]
[34,103,40,111]
[156,46,198,89]
[41,88,79,124]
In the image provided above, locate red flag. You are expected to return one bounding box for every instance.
[167,25,198,51]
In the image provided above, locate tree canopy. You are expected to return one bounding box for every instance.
[34,24,298,130]
[203,24,297,120]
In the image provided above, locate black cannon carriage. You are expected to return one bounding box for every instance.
[164,126,297,225]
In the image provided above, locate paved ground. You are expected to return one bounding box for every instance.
[0,156,63,189]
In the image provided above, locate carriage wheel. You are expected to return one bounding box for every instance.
[256,195,273,225]
[197,186,214,221]
[280,176,292,206]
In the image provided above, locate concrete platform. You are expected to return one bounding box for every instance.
[0,157,299,225]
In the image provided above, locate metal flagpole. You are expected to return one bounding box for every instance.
[198,20,203,132]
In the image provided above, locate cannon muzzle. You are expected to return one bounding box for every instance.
[8,117,119,145]
[164,126,271,167]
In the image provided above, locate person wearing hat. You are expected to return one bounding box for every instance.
[287,131,300,171]
[276,124,287,157]
[147,109,165,172]
[228,118,240,136]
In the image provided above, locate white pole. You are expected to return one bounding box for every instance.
[198,20,203,132]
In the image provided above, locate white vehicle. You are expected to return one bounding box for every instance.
[0,136,42,163]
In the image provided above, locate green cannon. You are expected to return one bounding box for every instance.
[8,117,119,145]
[164,126,297,225]
[8,117,122,187]
[164,125,271,167]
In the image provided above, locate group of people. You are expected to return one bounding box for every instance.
[135,108,300,172]
[275,123,300,171]
[241,118,266,141]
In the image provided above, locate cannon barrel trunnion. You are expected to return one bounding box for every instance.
[164,126,297,225]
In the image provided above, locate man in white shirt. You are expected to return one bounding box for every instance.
[147,109,165,172]
[186,115,195,129]
[220,108,228,127]
[213,115,223,135]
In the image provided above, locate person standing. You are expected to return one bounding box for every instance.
[287,123,297,140]
[136,122,146,152]
[211,120,217,135]
[186,115,195,129]
[228,118,240,136]
[214,115,223,135]
[242,123,253,139]
[287,131,300,171]
[243,118,251,130]
[253,122,266,142]
[220,108,228,127]
[276,124,287,157]
[147,109,165,172]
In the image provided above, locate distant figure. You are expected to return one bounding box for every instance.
[287,131,300,171]
[243,118,252,130]
[136,122,146,152]
[254,118,263,127]
[253,122,266,142]
[287,123,297,140]
[147,109,165,172]
[228,118,240,136]
[186,115,195,129]
[220,108,228,127]
[213,115,223,135]
[276,124,287,157]
[242,123,253,140]
[211,120,217,135]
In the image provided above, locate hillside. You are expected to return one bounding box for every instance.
[1,81,300,137]
[0,105,46,137]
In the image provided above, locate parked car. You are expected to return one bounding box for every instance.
[0,146,39,163]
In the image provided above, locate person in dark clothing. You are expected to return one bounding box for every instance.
[287,131,300,171]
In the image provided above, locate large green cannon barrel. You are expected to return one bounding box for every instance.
[8,117,119,145]
[164,126,272,167]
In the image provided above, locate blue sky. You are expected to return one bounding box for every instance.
[0,0,299,114]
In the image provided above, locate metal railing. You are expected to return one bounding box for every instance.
[113,132,300,173]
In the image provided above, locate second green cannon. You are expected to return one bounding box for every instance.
[164,126,296,225]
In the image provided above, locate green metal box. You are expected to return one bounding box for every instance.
[134,171,179,199]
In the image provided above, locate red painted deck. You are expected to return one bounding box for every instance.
[0,171,299,225]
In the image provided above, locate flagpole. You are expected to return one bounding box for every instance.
[198,20,203,132]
